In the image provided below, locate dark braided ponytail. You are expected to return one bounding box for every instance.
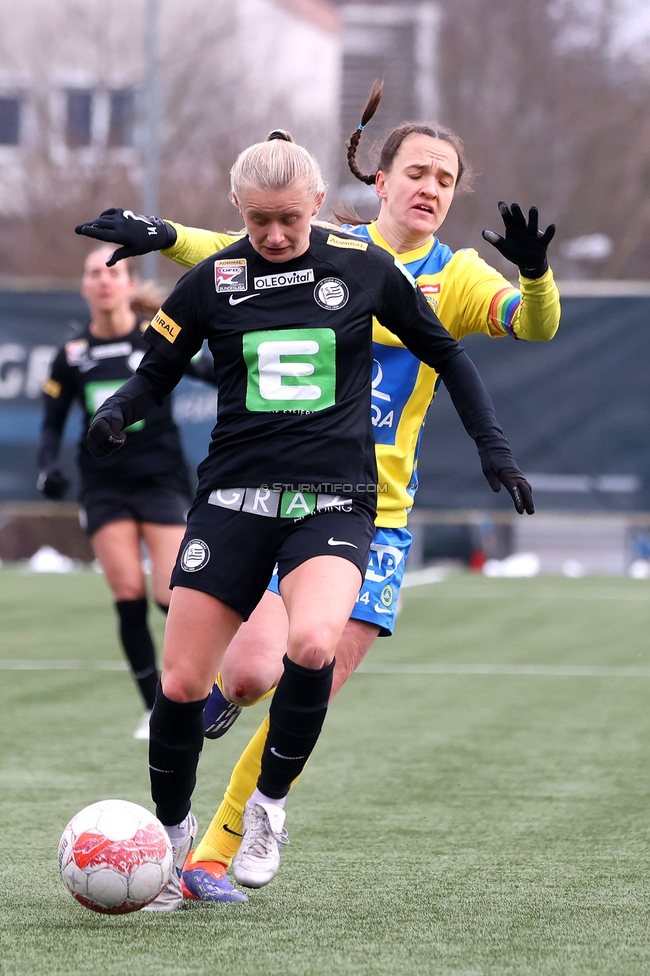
[345,82,472,192]
[346,79,384,185]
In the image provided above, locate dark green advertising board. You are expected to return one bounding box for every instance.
[0,288,648,511]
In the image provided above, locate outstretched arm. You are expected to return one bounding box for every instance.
[482,202,560,341]
[86,265,206,458]
[75,208,239,269]
[373,255,534,514]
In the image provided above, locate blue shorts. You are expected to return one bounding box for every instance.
[267,525,411,637]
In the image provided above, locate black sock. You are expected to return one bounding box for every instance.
[149,684,208,826]
[156,602,169,616]
[258,654,334,800]
[115,599,158,710]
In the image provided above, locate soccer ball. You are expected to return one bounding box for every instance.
[58,799,173,914]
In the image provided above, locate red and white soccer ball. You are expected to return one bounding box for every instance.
[58,799,173,914]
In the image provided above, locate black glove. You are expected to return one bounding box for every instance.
[482,202,555,279]
[86,408,127,459]
[36,468,70,499]
[75,208,177,266]
[482,466,535,515]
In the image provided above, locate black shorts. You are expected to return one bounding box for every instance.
[170,493,376,620]
[80,473,193,537]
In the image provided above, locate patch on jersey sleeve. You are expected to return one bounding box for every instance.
[151,309,182,343]
[416,276,441,310]
[214,258,247,293]
[43,378,61,398]
[326,233,368,251]
[393,257,416,286]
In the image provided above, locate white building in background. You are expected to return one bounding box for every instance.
[0,0,341,271]
[337,2,441,211]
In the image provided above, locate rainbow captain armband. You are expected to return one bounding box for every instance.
[488,286,521,338]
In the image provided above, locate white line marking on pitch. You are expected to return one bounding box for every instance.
[356,663,650,677]
[0,660,128,670]
[2,660,650,678]
[400,569,650,598]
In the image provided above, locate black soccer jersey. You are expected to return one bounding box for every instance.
[103,226,516,501]
[40,320,188,486]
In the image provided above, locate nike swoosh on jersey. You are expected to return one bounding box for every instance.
[229,293,259,305]
[327,538,358,548]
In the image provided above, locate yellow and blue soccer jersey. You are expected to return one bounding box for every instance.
[163,219,560,528]
[337,222,560,526]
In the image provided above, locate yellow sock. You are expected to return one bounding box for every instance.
[193,715,270,865]
[215,672,275,707]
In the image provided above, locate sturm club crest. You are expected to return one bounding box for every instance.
[181,539,211,572]
[214,259,248,293]
[314,278,349,311]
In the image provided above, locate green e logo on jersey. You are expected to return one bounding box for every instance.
[243,328,336,412]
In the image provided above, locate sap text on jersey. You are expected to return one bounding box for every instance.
[253,269,315,290]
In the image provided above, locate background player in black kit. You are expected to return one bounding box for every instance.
[38,246,196,738]
[85,134,533,909]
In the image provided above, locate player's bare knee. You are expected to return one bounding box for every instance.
[161,673,208,704]
[287,634,336,670]
[112,584,147,602]
[222,676,270,706]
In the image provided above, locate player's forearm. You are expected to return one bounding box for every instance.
[37,425,63,471]
[161,221,231,269]
[440,350,516,471]
[95,350,185,428]
[511,267,561,341]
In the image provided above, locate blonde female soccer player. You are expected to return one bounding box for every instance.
[77,89,557,902]
[82,129,532,910]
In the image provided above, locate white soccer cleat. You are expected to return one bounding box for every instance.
[133,711,152,740]
[232,801,289,888]
[141,812,197,912]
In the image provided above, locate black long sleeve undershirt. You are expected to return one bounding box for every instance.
[91,347,186,430]
[434,348,514,474]
[93,343,515,478]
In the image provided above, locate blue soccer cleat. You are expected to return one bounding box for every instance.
[182,854,249,903]
[203,682,243,739]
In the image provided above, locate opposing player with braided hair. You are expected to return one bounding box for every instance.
[77,105,558,903]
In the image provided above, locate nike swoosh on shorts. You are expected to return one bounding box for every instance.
[327,538,358,548]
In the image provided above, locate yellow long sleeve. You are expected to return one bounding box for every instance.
[160,221,241,269]
[512,267,561,341]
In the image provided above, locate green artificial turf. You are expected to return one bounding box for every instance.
[1,568,649,975]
